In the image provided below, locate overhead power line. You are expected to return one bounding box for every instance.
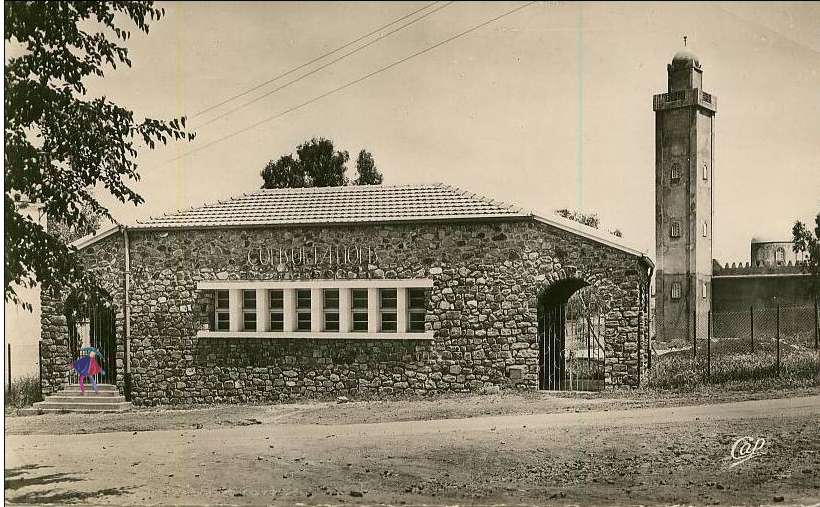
[195,1,455,129]
[171,1,537,163]
[190,1,440,119]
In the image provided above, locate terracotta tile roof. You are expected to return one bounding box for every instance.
[135,183,529,229]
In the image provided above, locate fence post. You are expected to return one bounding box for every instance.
[707,310,711,381]
[776,305,781,376]
[750,305,754,354]
[692,311,697,360]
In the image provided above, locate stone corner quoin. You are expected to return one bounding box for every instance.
[39,218,650,406]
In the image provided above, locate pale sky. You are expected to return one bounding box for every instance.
[82,1,820,263]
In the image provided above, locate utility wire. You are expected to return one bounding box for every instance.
[171,1,537,163]
[190,1,439,119]
[195,1,455,129]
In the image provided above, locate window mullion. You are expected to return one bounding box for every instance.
[228,289,242,332]
[256,288,269,332]
[339,288,351,333]
[367,287,380,333]
[396,288,408,333]
[283,289,296,332]
[310,288,322,333]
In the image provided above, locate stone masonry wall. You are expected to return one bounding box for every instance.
[40,234,127,395]
[40,219,645,405]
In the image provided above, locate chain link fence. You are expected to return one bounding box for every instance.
[649,301,820,388]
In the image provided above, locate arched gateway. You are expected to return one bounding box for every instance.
[39,184,653,404]
[537,276,617,391]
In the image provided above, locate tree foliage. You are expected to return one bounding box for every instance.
[792,212,820,296]
[261,138,383,189]
[353,149,383,185]
[555,208,623,238]
[4,1,194,309]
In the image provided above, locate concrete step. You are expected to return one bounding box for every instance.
[29,401,132,412]
[44,395,127,403]
[58,388,121,397]
[63,384,118,392]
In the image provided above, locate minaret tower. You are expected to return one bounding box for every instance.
[653,42,716,345]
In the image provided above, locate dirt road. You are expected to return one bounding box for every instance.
[6,395,820,505]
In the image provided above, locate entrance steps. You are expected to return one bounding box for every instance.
[23,384,132,414]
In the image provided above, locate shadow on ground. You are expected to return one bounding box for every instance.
[4,464,135,504]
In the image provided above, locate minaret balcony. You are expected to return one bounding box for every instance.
[653,88,717,112]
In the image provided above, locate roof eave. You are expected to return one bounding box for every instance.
[129,213,532,231]
[70,224,122,251]
[529,212,648,258]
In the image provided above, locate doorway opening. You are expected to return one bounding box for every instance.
[537,279,609,391]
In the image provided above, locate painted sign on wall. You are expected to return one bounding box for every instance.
[246,245,380,267]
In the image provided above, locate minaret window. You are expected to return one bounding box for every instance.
[702,221,708,237]
[670,163,681,184]
[670,221,681,238]
[701,281,708,300]
[702,163,709,180]
[671,282,681,300]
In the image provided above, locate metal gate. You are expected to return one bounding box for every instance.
[538,288,606,391]
[66,300,117,385]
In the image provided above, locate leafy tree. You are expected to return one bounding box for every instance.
[555,208,600,229]
[793,212,820,379]
[792,212,820,296]
[48,204,103,245]
[555,208,624,239]
[5,1,194,309]
[353,150,383,185]
[261,138,384,189]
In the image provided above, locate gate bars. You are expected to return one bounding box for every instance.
[66,302,117,386]
[539,300,605,391]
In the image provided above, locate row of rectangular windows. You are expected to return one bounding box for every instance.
[212,288,428,333]
[669,162,709,183]
[669,281,708,300]
[669,221,709,238]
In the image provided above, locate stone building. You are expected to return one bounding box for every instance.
[40,184,652,405]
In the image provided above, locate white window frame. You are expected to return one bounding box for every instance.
[407,288,427,332]
[197,280,433,340]
[379,288,398,333]
[295,289,312,332]
[242,289,257,331]
[323,288,340,332]
[269,289,284,331]
[213,290,230,331]
[351,288,368,332]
